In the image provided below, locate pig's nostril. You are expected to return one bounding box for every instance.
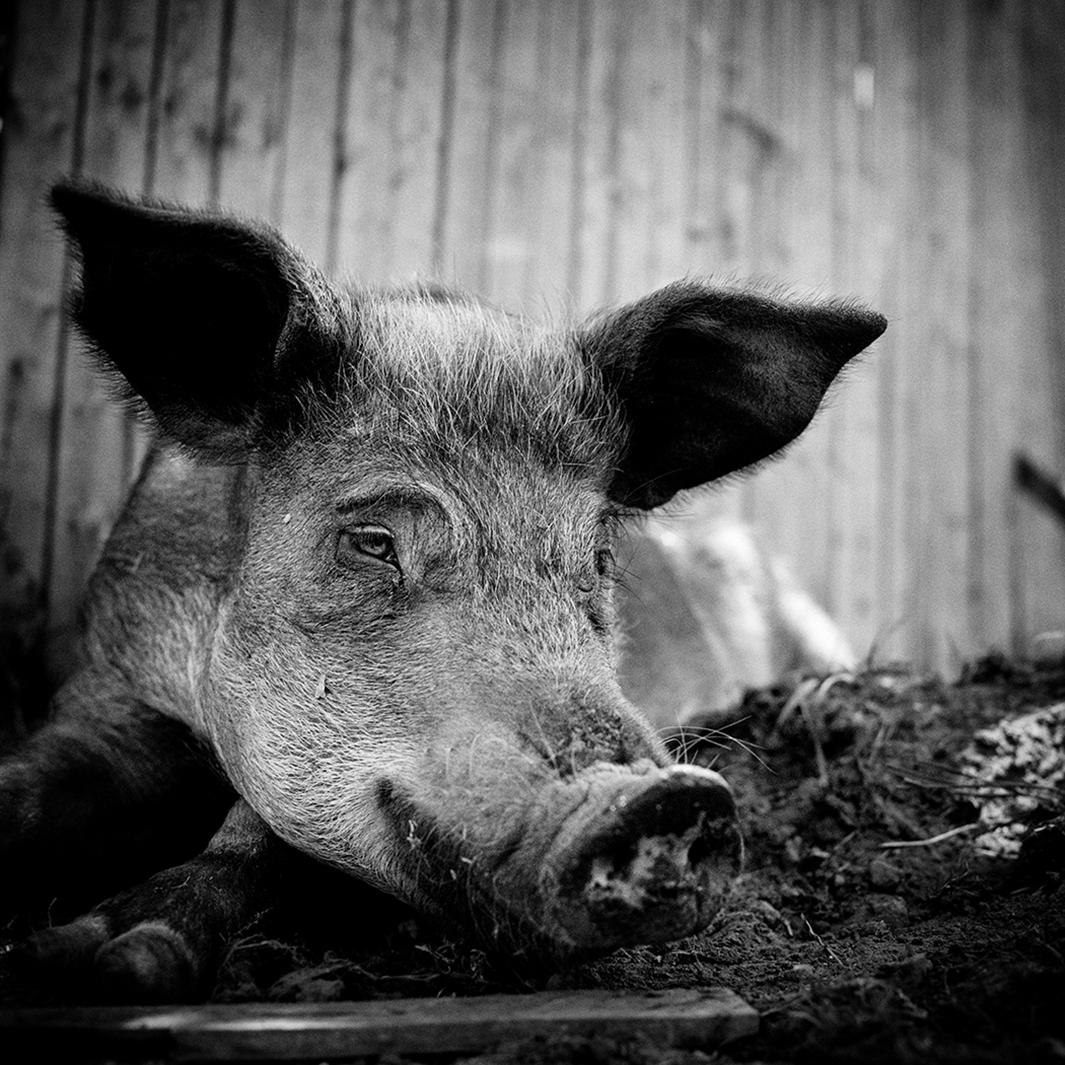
[587,838,638,886]
[686,834,712,871]
[547,766,743,952]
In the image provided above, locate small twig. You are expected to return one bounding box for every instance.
[799,700,829,787]
[776,676,820,730]
[931,865,973,899]
[879,822,981,850]
[887,763,1063,799]
[820,828,859,869]
[813,672,856,702]
[867,718,892,762]
[781,677,828,785]
[777,673,854,787]
[800,914,842,965]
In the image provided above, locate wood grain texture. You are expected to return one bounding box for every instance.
[47,0,160,672]
[334,0,451,281]
[0,0,89,656]
[215,0,293,219]
[0,988,759,1060]
[276,0,345,265]
[3,0,1065,679]
[149,0,228,206]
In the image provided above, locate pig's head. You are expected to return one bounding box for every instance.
[53,182,885,963]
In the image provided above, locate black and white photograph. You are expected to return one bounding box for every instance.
[0,2,1063,1062]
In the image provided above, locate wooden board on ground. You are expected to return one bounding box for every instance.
[0,988,758,1061]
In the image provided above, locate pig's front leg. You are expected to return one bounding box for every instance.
[0,689,233,911]
[9,800,285,1003]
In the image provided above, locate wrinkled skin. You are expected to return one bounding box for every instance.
[0,183,885,1001]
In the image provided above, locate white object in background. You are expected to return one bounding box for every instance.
[617,516,855,729]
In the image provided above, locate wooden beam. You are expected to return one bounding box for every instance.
[0,988,758,1061]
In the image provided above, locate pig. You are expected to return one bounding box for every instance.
[618,515,857,729]
[0,182,885,1002]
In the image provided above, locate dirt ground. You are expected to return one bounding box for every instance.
[205,656,1065,1064]
[4,656,1065,1063]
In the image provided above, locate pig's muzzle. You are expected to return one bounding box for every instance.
[541,764,742,952]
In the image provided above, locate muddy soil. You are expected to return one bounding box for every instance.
[217,657,1065,1064]
[5,657,1065,1063]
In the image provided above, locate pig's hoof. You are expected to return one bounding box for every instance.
[5,915,110,975]
[9,917,198,1004]
[548,765,742,951]
[94,922,197,1003]
[1,914,110,998]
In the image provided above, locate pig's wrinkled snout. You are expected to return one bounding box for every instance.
[545,765,742,952]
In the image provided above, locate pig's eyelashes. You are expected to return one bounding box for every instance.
[594,547,616,580]
[336,525,400,570]
[578,549,615,593]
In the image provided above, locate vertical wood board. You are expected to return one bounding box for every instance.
[0,1,89,638]
[3,0,1065,679]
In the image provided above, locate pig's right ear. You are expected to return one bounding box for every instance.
[51,181,325,458]
[581,281,886,508]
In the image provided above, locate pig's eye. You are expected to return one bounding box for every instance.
[336,525,399,569]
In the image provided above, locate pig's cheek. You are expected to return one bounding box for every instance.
[199,659,418,881]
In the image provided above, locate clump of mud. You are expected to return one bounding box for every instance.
[209,656,1065,1064]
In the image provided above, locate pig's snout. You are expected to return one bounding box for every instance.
[544,765,741,952]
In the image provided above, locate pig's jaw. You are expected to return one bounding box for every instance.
[375,761,743,963]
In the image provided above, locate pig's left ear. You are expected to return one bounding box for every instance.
[51,181,336,458]
[580,281,886,508]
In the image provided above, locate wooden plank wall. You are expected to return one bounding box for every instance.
[2,0,1065,681]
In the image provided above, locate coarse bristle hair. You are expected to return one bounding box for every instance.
[308,286,627,474]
